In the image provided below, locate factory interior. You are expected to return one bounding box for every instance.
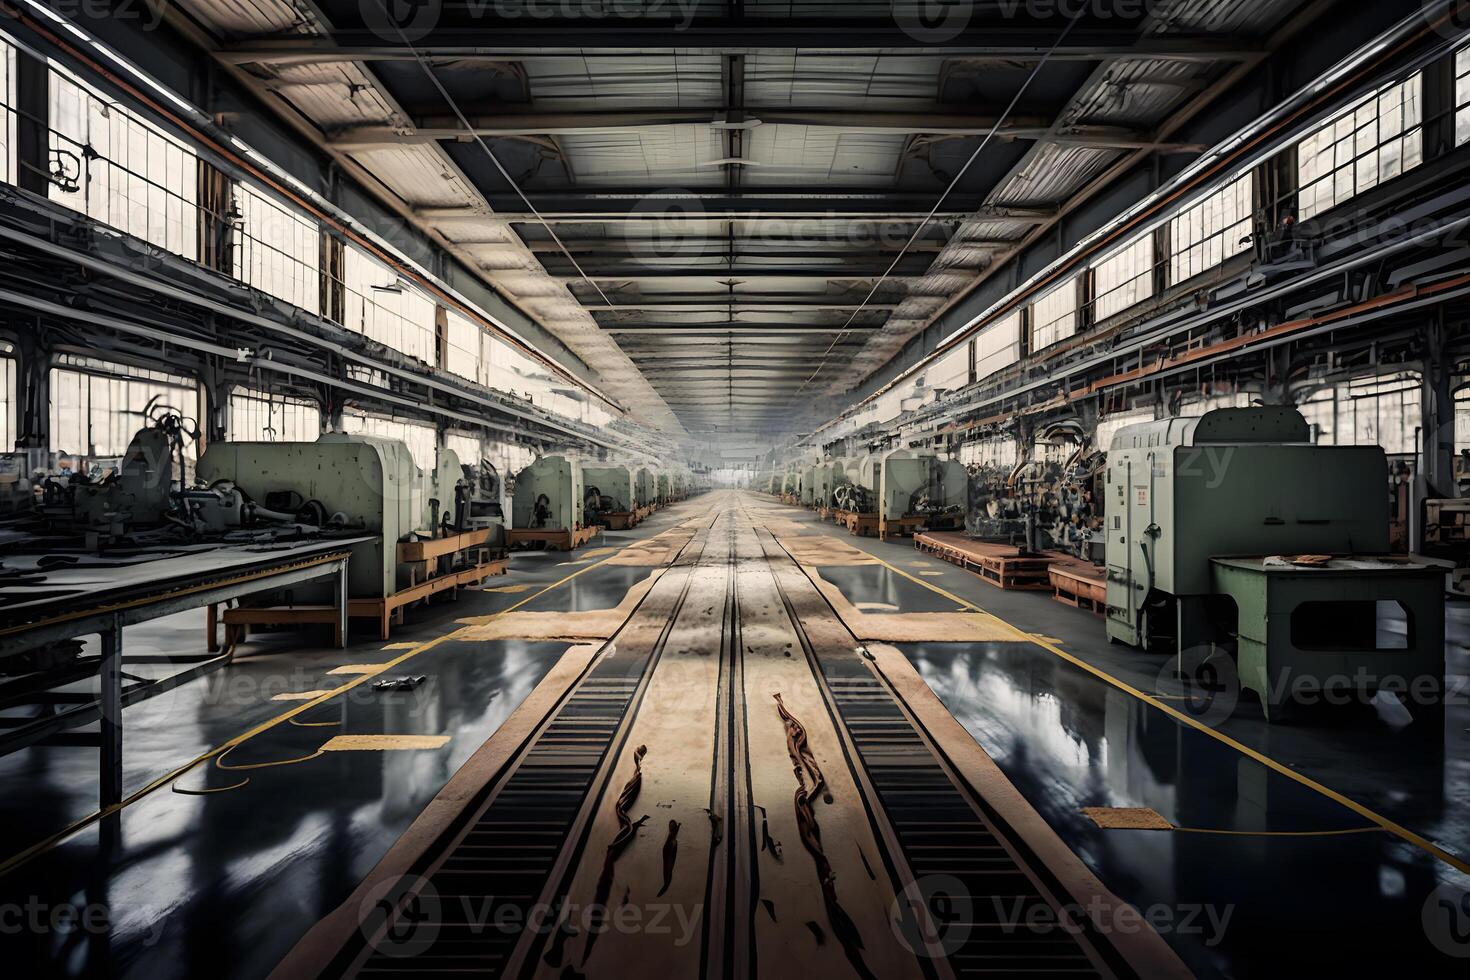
[4,0,1470,976]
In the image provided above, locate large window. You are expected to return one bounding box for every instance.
[1457,45,1470,147]
[1299,373,1421,454]
[973,310,1022,381]
[1095,408,1155,450]
[232,183,320,314]
[0,350,14,450]
[339,245,435,365]
[444,430,482,467]
[958,437,1018,469]
[926,343,970,391]
[1297,74,1422,221]
[1092,234,1154,321]
[1169,174,1252,284]
[0,40,14,186]
[48,356,198,459]
[443,307,483,383]
[1030,279,1077,352]
[340,409,436,471]
[228,387,321,442]
[48,66,198,260]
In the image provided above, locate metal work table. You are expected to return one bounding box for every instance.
[0,537,369,811]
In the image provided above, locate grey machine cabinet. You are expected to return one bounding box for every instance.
[512,455,586,532]
[1104,407,1444,718]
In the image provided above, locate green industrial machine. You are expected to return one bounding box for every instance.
[782,469,799,498]
[877,448,968,537]
[813,458,839,509]
[1105,407,1444,719]
[512,455,586,533]
[197,433,429,600]
[800,462,818,507]
[636,466,656,509]
[656,471,671,505]
[854,453,881,512]
[582,464,635,527]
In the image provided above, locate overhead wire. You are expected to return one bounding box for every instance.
[371,0,625,319]
[782,12,1085,409]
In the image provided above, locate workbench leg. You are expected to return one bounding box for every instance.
[206,603,218,653]
[100,616,123,817]
[335,561,349,649]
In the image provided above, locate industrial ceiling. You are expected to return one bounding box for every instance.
[161,0,1329,452]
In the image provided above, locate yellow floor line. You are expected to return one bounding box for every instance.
[326,664,384,675]
[0,545,630,880]
[320,735,450,752]
[849,543,1470,877]
[271,690,338,701]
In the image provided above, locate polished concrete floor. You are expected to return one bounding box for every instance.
[2,493,1469,977]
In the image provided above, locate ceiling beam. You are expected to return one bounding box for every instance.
[218,30,1261,63]
[586,300,900,311]
[328,111,1059,147]
[556,269,928,282]
[417,203,1052,221]
[522,242,959,255]
[604,324,882,332]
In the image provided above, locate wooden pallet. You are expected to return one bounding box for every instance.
[879,516,926,542]
[599,511,636,530]
[914,532,1058,590]
[223,556,509,643]
[507,524,600,552]
[836,510,880,537]
[1049,563,1106,614]
[634,505,655,524]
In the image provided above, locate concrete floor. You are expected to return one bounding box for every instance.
[2,494,1469,977]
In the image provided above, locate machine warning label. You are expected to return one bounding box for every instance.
[1136,487,1148,506]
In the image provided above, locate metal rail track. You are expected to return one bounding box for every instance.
[335,522,714,978]
[298,501,1162,979]
[758,527,1117,980]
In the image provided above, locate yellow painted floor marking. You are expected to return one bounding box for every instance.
[326,664,383,676]
[0,542,632,879]
[580,547,619,558]
[1082,807,1172,830]
[320,735,450,752]
[271,690,338,701]
[484,583,536,594]
[1083,807,1386,838]
[918,570,943,577]
[846,543,1470,877]
[382,641,418,650]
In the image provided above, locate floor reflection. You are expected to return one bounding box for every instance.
[0,637,568,979]
[901,640,1470,979]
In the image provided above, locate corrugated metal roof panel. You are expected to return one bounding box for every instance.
[344,146,485,207]
[170,0,311,37]
[556,125,726,185]
[521,54,723,108]
[256,63,401,128]
[742,125,906,185]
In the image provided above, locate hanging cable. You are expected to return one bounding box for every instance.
[782,12,1084,408]
[370,0,624,318]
